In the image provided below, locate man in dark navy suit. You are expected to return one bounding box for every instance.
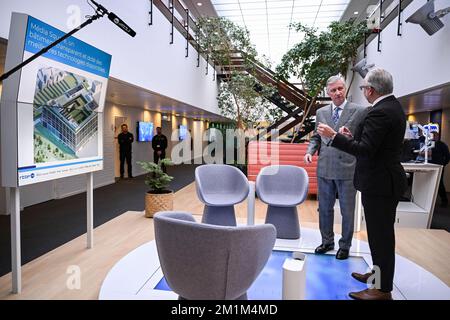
[317,68,407,300]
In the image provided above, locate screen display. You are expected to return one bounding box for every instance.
[179,125,187,141]
[137,121,154,142]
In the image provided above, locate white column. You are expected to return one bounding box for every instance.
[10,187,21,294]
[87,172,93,249]
[247,181,255,225]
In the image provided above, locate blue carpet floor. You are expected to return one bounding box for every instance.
[155,250,369,300]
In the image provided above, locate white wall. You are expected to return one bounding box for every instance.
[347,0,450,103]
[346,0,450,115]
[106,104,209,178]
[108,104,161,178]
[0,0,219,114]
[345,0,450,191]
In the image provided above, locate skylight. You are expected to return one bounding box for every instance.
[211,0,351,66]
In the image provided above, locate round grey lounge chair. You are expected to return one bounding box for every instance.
[256,165,309,239]
[153,211,276,300]
[195,164,249,226]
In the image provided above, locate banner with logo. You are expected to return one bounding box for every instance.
[1,13,111,187]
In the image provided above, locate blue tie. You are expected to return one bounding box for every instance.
[332,107,341,125]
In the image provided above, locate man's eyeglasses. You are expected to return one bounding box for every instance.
[359,85,372,91]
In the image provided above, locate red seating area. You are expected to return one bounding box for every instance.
[247,141,318,195]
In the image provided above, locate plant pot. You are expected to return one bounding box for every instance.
[145,190,174,218]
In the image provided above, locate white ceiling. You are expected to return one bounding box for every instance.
[210,0,352,66]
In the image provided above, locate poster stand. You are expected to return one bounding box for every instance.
[9,173,94,293]
[1,10,115,293]
[10,187,21,294]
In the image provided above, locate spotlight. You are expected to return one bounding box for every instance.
[351,58,375,78]
[406,0,450,35]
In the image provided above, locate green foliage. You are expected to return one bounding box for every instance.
[138,159,174,193]
[196,17,257,69]
[196,17,283,128]
[276,21,368,97]
[217,73,281,128]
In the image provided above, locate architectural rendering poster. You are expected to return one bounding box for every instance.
[2,14,111,186]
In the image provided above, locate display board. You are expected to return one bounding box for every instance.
[1,13,111,187]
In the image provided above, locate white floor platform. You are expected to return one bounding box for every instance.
[99,228,450,300]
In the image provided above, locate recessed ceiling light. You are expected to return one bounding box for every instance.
[354,11,359,15]
[197,2,202,6]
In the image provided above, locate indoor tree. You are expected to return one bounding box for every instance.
[275,20,368,133]
[196,17,282,129]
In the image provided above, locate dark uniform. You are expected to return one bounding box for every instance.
[152,133,168,171]
[118,131,134,178]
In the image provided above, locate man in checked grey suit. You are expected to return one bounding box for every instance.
[305,75,366,260]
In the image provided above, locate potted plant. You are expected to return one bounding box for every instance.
[138,158,174,218]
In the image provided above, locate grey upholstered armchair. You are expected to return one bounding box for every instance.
[153,211,276,300]
[256,165,309,239]
[195,164,249,226]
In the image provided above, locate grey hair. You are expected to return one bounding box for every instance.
[365,68,393,95]
[326,75,346,88]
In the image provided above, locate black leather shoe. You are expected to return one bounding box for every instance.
[351,272,374,284]
[314,243,334,254]
[349,288,392,300]
[336,248,349,260]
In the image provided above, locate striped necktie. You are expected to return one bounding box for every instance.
[332,107,341,125]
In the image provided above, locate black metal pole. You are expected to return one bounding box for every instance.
[185,9,189,57]
[397,0,403,36]
[206,55,209,75]
[149,0,153,26]
[378,0,383,52]
[0,13,104,82]
[170,0,174,44]
[197,42,200,67]
[364,31,367,58]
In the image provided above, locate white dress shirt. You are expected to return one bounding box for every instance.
[371,94,394,108]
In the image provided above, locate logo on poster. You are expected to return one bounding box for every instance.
[19,173,35,180]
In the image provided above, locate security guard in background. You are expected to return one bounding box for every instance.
[118,123,134,179]
[152,126,168,172]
